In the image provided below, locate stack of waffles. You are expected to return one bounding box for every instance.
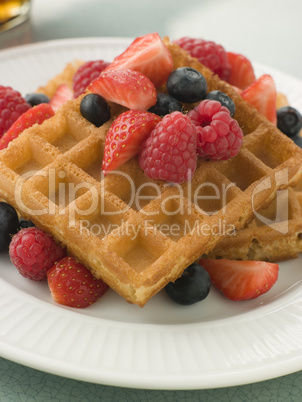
[0,40,302,306]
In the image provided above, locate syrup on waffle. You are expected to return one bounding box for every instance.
[0,40,302,306]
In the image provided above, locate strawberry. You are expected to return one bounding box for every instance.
[47,256,109,308]
[89,69,157,111]
[231,85,243,95]
[241,74,277,124]
[227,52,256,90]
[0,103,54,150]
[105,32,173,87]
[102,110,161,174]
[199,259,279,301]
[49,84,73,111]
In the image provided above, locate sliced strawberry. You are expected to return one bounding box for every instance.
[231,85,243,95]
[0,103,55,150]
[102,110,161,174]
[199,259,279,301]
[49,84,73,111]
[105,33,173,87]
[227,52,256,90]
[241,74,277,124]
[47,256,108,308]
[89,69,157,111]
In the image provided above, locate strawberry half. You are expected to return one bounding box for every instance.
[0,103,55,150]
[105,32,173,87]
[227,52,256,90]
[241,74,277,124]
[89,69,157,111]
[199,259,279,301]
[49,84,73,111]
[102,110,161,174]
[47,256,109,308]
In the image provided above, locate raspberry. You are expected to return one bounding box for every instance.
[188,100,243,160]
[9,227,65,281]
[73,60,110,98]
[174,37,231,81]
[139,111,197,183]
[0,86,31,137]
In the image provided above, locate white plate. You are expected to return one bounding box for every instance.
[0,37,302,390]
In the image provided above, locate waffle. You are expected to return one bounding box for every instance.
[205,184,302,262]
[0,40,302,306]
[36,59,84,98]
[205,93,302,263]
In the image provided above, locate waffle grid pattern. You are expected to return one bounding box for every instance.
[207,183,302,262]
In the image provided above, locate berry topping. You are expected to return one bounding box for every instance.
[49,84,73,112]
[204,90,236,117]
[165,262,211,305]
[199,259,279,301]
[19,218,35,229]
[148,93,182,116]
[292,135,302,148]
[277,106,302,137]
[174,37,231,81]
[105,32,173,87]
[80,93,111,127]
[166,67,207,103]
[89,69,157,111]
[103,110,161,174]
[9,227,65,281]
[73,59,110,98]
[241,74,277,124]
[188,99,243,160]
[227,52,256,90]
[25,93,50,106]
[47,256,109,308]
[0,103,55,150]
[0,202,19,252]
[139,111,197,183]
[0,86,31,137]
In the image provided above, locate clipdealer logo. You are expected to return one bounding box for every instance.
[14,167,290,237]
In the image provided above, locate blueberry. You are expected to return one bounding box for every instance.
[25,93,50,106]
[0,202,19,251]
[80,93,111,127]
[291,134,302,148]
[204,90,236,117]
[167,67,207,103]
[148,93,183,116]
[277,106,302,138]
[165,262,211,305]
[19,218,35,229]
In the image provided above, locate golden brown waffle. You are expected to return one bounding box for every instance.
[205,185,302,262]
[36,59,84,98]
[0,40,302,306]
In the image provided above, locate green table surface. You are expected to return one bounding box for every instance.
[1,357,302,401]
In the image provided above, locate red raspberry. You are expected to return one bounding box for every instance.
[9,227,65,281]
[73,60,110,98]
[0,86,31,137]
[139,111,197,183]
[188,100,243,160]
[174,37,231,81]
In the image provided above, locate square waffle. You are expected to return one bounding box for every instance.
[205,182,302,262]
[0,40,302,306]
